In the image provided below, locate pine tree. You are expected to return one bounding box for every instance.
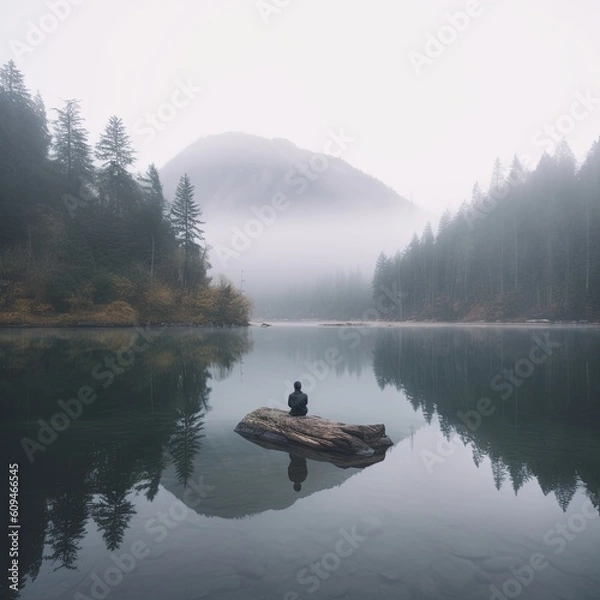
[95,115,135,170]
[0,61,48,164]
[95,116,136,213]
[139,163,166,213]
[33,91,51,155]
[170,174,206,287]
[490,158,506,295]
[52,99,93,190]
[0,60,31,104]
[138,164,170,284]
[0,63,51,246]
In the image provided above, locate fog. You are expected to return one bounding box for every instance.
[205,205,430,298]
[4,0,599,215]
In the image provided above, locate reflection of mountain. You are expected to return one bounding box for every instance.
[372,326,600,513]
[160,428,368,519]
[0,328,250,587]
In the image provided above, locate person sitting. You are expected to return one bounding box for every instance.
[288,381,308,416]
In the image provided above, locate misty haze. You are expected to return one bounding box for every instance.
[1,2,599,600]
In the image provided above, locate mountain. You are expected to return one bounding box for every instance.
[160,132,421,219]
[159,132,430,294]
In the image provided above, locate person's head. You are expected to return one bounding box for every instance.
[294,381,302,391]
[293,482,301,492]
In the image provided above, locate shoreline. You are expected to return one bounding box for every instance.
[259,320,600,328]
[1,319,598,330]
[0,321,249,330]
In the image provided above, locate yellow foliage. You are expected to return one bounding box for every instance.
[32,303,54,315]
[12,299,34,314]
[143,284,176,319]
[93,301,138,325]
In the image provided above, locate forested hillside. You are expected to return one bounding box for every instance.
[373,142,600,322]
[0,61,249,326]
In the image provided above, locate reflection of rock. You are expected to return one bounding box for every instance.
[245,435,388,468]
[234,408,393,458]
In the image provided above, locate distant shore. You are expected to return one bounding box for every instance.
[1,317,597,330]
[260,320,600,328]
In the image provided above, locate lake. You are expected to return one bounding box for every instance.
[1,324,599,600]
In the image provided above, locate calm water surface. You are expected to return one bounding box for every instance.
[1,324,599,600]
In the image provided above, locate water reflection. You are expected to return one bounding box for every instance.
[288,454,308,492]
[1,325,599,599]
[0,327,251,587]
[372,326,600,513]
[161,432,367,520]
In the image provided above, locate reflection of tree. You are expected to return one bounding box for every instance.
[507,461,531,495]
[490,453,507,491]
[91,444,138,552]
[42,459,91,572]
[373,327,600,512]
[45,491,89,570]
[165,354,211,486]
[91,490,136,552]
[0,327,251,585]
[168,408,205,487]
[554,480,577,513]
[135,440,168,502]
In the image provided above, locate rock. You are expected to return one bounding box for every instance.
[234,408,393,464]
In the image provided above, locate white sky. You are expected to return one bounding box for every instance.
[1,0,599,213]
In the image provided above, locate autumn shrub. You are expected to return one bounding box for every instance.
[143,284,176,320]
[94,300,137,325]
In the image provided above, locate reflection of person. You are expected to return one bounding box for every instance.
[288,454,308,492]
[288,381,308,416]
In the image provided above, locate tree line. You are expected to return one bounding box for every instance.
[0,60,250,325]
[373,141,600,321]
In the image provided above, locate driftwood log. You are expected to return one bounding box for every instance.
[234,408,393,458]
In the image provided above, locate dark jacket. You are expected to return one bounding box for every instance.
[288,390,308,416]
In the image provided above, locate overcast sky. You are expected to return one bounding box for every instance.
[2,0,599,213]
